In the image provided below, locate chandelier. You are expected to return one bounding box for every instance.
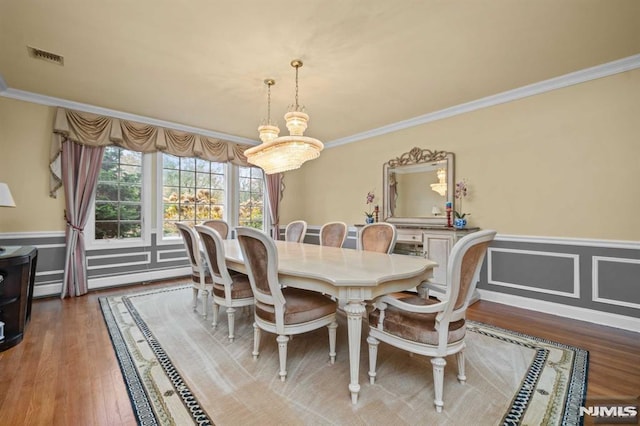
[245,60,324,174]
[430,168,447,196]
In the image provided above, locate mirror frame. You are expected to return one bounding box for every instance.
[383,147,454,226]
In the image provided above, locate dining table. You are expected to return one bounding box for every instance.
[222,239,437,404]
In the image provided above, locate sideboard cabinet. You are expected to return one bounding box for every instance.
[395,225,479,298]
[0,246,38,352]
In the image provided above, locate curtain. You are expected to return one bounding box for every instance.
[50,108,252,197]
[265,173,284,240]
[60,141,105,298]
[49,107,258,298]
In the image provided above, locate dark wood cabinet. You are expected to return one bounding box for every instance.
[0,246,38,352]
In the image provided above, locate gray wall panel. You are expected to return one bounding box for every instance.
[595,259,640,304]
[489,250,577,294]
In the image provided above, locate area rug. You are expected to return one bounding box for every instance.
[99,285,588,426]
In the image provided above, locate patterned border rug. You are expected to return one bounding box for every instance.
[99,286,588,425]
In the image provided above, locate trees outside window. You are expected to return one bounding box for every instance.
[238,166,264,230]
[95,147,143,240]
[161,154,226,237]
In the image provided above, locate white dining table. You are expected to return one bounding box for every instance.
[223,239,437,404]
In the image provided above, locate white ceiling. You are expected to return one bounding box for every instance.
[1,0,640,146]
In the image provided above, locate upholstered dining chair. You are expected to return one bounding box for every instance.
[284,220,307,243]
[319,221,348,248]
[366,229,497,413]
[176,222,213,318]
[201,219,230,239]
[359,222,397,254]
[236,227,338,381]
[195,225,254,341]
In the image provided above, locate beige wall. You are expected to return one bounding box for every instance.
[1,68,639,240]
[0,97,65,232]
[281,69,640,241]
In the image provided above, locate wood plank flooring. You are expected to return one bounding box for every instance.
[1,280,638,425]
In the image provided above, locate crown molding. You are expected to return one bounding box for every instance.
[0,84,258,146]
[325,53,640,149]
[2,54,639,149]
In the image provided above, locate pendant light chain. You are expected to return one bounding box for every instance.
[294,63,299,111]
[267,81,272,123]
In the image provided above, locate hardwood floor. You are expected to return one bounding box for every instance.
[1,280,638,425]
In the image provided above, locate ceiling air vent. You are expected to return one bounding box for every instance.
[27,46,64,66]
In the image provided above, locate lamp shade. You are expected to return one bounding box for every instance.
[0,183,16,207]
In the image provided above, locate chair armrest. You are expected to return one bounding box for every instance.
[375,295,447,314]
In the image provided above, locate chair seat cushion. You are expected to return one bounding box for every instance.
[212,273,253,299]
[256,288,337,325]
[369,294,466,345]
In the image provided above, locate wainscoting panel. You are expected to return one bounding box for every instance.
[479,236,640,324]
[487,248,580,298]
[592,256,640,309]
[3,227,638,331]
[0,232,190,298]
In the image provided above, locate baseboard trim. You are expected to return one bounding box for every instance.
[33,267,191,298]
[478,289,640,333]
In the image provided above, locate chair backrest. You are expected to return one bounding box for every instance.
[201,219,230,239]
[175,222,203,272]
[285,220,307,243]
[444,229,497,321]
[194,225,232,286]
[236,227,286,314]
[359,223,397,254]
[320,221,348,248]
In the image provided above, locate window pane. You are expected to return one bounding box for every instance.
[237,166,264,230]
[182,157,196,171]
[96,183,118,201]
[94,147,143,241]
[95,221,117,239]
[120,184,141,202]
[120,204,141,220]
[196,173,211,188]
[95,202,118,220]
[119,222,142,239]
[180,170,196,188]
[120,164,142,182]
[164,221,179,237]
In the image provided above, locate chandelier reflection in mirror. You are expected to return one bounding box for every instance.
[430,168,447,196]
[245,60,324,174]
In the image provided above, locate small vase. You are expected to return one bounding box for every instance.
[453,218,467,229]
[365,216,374,224]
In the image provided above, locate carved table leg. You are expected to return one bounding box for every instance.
[344,300,366,404]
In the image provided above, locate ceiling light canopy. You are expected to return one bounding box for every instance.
[245,60,323,174]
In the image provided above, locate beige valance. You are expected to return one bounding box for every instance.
[50,107,253,197]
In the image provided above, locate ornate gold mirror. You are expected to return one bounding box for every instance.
[383,147,454,225]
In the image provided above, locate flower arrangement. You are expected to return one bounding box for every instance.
[454,179,469,219]
[364,191,375,220]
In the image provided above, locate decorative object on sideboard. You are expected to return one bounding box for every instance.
[0,182,17,253]
[445,201,453,227]
[245,59,324,174]
[454,179,469,229]
[430,168,448,196]
[374,205,379,223]
[364,191,376,224]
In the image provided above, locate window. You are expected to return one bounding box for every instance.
[161,154,226,237]
[238,166,265,229]
[94,147,144,241]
